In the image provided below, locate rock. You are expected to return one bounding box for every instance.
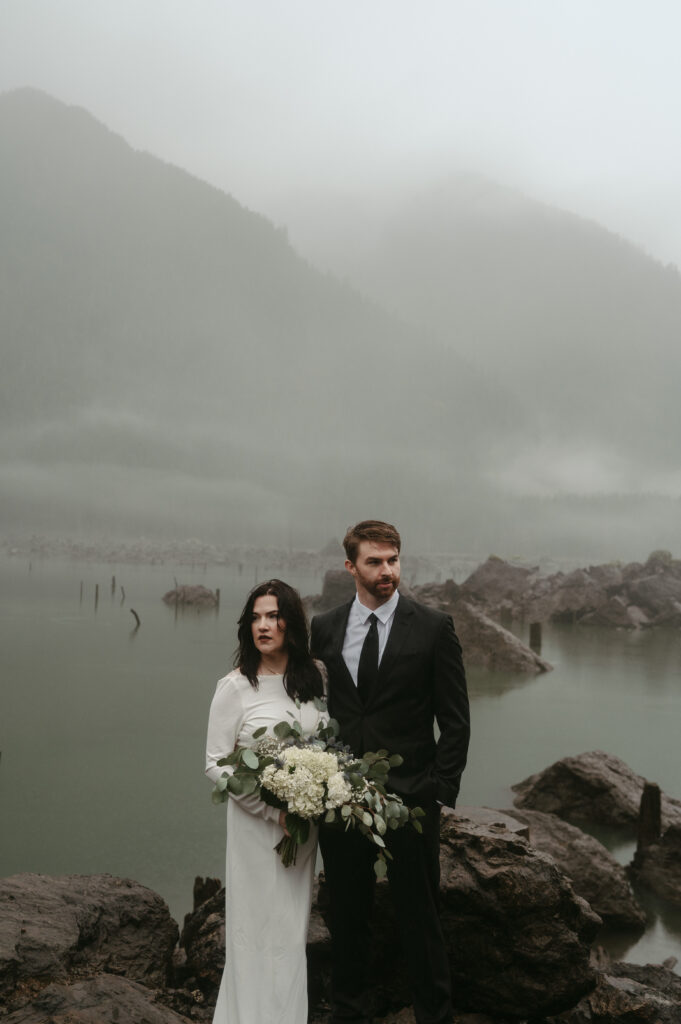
[458,556,536,609]
[162,585,217,607]
[306,569,355,612]
[512,751,681,833]
[177,885,225,1002]
[626,573,681,616]
[539,569,609,623]
[448,600,552,674]
[578,595,650,629]
[0,874,178,1013]
[437,811,600,1018]
[2,975,192,1024]
[631,821,681,906]
[503,807,646,929]
[548,961,681,1023]
[410,583,553,673]
[311,811,600,1020]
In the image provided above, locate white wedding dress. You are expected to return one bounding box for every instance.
[205,669,326,1024]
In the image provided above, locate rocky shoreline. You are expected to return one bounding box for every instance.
[3,751,680,1023]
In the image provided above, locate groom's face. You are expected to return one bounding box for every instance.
[346,541,401,607]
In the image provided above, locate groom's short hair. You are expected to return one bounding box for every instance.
[343,520,401,563]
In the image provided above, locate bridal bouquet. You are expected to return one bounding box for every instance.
[212,702,424,876]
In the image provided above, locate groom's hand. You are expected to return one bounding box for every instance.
[279,810,291,836]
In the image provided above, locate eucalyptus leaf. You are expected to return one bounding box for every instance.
[227,775,244,795]
[313,696,327,711]
[372,833,386,847]
[242,749,260,770]
[240,776,259,795]
[252,726,267,739]
[362,811,373,827]
[291,720,303,736]
[341,805,351,819]
[211,790,227,804]
[274,721,293,740]
[388,754,403,767]
[216,775,229,791]
[324,809,337,823]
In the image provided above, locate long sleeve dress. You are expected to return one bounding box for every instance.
[205,669,326,1024]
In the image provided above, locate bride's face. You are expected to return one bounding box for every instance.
[251,594,287,658]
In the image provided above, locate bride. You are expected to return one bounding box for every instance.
[205,578,327,1024]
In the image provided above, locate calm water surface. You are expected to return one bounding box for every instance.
[1,555,679,968]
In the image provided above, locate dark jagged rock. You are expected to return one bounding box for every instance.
[453,551,681,629]
[309,811,600,1020]
[162,585,217,607]
[512,751,681,833]
[177,886,225,1002]
[306,569,355,612]
[578,594,650,628]
[437,811,600,1018]
[446,600,552,673]
[631,821,681,906]
[0,874,178,1013]
[504,807,646,929]
[410,581,553,674]
[548,960,681,1023]
[458,556,537,609]
[2,975,193,1024]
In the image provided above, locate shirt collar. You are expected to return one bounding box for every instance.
[353,588,400,625]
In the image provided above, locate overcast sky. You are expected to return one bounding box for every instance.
[2,1,681,267]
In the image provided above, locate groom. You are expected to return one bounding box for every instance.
[311,520,470,1024]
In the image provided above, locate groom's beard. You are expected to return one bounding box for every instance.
[355,569,400,603]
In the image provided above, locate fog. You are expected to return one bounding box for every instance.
[1,2,681,560]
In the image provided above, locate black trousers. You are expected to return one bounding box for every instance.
[318,803,452,1024]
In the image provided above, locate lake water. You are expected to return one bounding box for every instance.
[1,553,679,969]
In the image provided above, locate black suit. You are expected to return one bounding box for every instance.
[311,595,470,1024]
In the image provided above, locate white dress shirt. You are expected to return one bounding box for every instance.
[342,589,400,686]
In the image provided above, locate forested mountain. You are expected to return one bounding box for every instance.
[0,89,516,549]
[1,89,679,557]
[276,175,681,499]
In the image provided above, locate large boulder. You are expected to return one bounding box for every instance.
[548,961,681,1023]
[410,583,553,674]
[449,601,552,674]
[2,975,192,1024]
[626,573,681,617]
[512,751,681,832]
[504,808,646,929]
[310,811,600,1020]
[306,569,355,612]
[458,556,537,611]
[438,811,600,1018]
[631,822,681,906]
[536,569,609,624]
[578,595,651,628]
[0,874,178,1014]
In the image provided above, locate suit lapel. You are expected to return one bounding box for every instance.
[327,601,358,697]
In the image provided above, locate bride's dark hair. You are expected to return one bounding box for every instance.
[234,579,324,703]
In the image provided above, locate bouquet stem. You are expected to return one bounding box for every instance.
[274,834,299,867]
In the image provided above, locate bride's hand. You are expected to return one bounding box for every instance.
[278,810,291,836]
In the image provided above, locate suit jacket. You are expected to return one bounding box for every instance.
[311,595,470,808]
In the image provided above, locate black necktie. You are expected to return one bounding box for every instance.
[357,614,379,702]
